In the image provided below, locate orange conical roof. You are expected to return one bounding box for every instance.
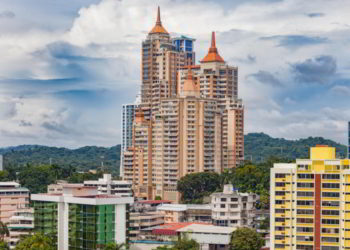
[183,69,200,95]
[149,7,169,34]
[200,32,225,63]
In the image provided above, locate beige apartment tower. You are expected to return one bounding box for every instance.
[123,7,244,201]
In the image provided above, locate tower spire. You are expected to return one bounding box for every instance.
[200,31,225,63]
[156,6,161,24]
[149,6,169,34]
[211,31,216,48]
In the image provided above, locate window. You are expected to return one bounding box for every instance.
[322,174,340,180]
[275,174,286,178]
[321,237,339,243]
[297,200,314,206]
[297,209,314,215]
[297,182,314,188]
[296,236,313,242]
[220,204,226,208]
[322,228,339,234]
[297,192,314,197]
[322,192,340,198]
[297,218,313,224]
[297,174,314,179]
[322,183,340,189]
[221,198,227,202]
[322,201,339,207]
[322,219,339,225]
[297,227,313,233]
[322,210,339,216]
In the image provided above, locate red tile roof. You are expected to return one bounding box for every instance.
[138,200,172,204]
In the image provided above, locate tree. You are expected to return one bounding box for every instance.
[177,172,221,203]
[0,222,9,241]
[155,196,162,200]
[172,236,199,250]
[103,242,127,250]
[230,228,264,250]
[153,235,199,250]
[0,240,9,250]
[15,233,55,250]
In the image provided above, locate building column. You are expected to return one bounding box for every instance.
[115,204,126,244]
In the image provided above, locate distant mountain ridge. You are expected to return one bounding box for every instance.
[0,133,347,172]
[0,145,120,174]
[244,133,347,162]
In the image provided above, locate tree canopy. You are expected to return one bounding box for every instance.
[177,172,221,203]
[15,233,55,250]
[230,228,264,250]
[154,236,199,250]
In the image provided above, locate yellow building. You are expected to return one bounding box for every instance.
[270,145,350,250]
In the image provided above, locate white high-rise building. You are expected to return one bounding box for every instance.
[0,155,3,171]
[120,95,141,177]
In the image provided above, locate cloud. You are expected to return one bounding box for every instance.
[248,70,283,87]
[19,120,32,127]
[306,12,325,18]
[330,85,350,96]
[0,10,15,19]
[261,35,328,48]
[41,121,72,135]
[290,55,337,84]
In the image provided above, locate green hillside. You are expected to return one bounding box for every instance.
[244,132,347,162]
[1,145,120,175]
[0,133,347,174]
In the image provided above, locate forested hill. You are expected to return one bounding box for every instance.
[245,133,347,162]
[0,133,347,172]
[0,145,120,174]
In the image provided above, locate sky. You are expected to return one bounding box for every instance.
[0,0,350,148]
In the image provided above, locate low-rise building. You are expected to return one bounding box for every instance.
[84,174,133,197]
[129,211,165,241]
[157,204,212,223]
[0,182,30,223]
[7,208,34,249]
[132,222,235,250]
[132,200,172,212]
[31,184,133,250]
[211,184,258,227]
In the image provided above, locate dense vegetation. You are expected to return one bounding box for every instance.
[0,145,120,175]
[0,164,104,193]
[245,132,347,162]
[14,233,55,250]
[177,157,288,206]
[154,236,200,250]
[230,227,265,250]
[0,133,346,176]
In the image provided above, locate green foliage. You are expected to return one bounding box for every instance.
[15,233,55,250]
[1,145,120,175]
[0,171,10,182]
[155,196,162,200]
[0,222,9,241]
[103,242,127,250]
[245,132,347,163]
[177,172,221,204]
[0,240,9,250]
[259,216,270,230]
[153,236,199,250]
[15,164,103,194]
[230,228,264,250]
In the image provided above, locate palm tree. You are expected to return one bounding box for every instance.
[0,222,9,241]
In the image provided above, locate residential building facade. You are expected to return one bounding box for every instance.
[7,208,34,249]
[211,184,258,227]
[31,184,133,250]
[157,204,212,224]
[120,96,141,177]
[0,182,29,223]
[84,174,132,197]
[270,145,350,250]
[123,7,244,202]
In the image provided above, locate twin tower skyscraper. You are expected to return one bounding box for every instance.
[121,7,244,202]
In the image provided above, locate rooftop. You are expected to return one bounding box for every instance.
[149,7,168,35]
[137,200,172,204]
[157,203,211,212]
[200,32,225,63]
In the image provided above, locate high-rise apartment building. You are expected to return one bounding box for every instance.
[120,95,141,177]
[31,184,133,250]
[270,145,350,250]
[348,121,350,158]
[123,7,244,202]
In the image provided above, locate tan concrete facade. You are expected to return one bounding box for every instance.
[123,8,244,202]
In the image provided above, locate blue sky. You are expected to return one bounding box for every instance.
[0,0,350,147]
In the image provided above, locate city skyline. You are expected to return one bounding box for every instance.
[0,0,350,148]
